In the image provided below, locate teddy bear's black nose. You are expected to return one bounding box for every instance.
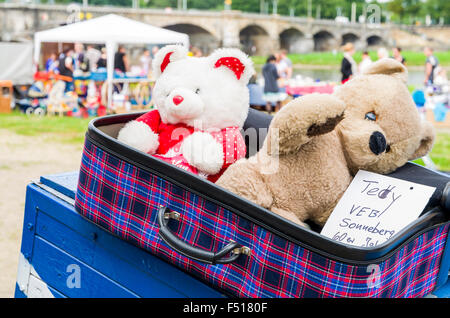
[369,131,387,155]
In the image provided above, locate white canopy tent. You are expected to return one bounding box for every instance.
[33,14,189,108]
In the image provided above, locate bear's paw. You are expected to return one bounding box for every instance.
[117,120,159,154]
[181,132,224,175]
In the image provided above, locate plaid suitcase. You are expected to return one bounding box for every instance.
[74,109,450,298]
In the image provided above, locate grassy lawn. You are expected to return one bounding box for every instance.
[251,50,450,67]
[1,111,449,171]
[413,131,450,172]
[0,111,91,144]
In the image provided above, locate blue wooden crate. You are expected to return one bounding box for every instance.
[14,172,450,298]
[15,171,225,298]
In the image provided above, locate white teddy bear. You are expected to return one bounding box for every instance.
[117,45,255,182]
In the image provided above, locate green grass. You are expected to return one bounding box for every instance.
[0,111,91,144]
[413,132,450,172]
[251,50,450,67]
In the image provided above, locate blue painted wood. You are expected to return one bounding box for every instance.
[28,279,67,298]
[14,285,27,298]
[45,283,67,298]
[432,277,450,298]
[35,209,189,297]
[17,171,450,298]
[19,185,39,267]
[14,282,66,298]
[24,183,225,298]
[32,236,139,298]
[39,171,79,199]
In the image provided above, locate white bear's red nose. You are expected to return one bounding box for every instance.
[173,95,184,106]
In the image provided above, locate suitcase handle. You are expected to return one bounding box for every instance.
[157,205,249,265]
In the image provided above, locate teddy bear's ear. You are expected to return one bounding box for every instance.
[208,48,255,83]
[152,45,188,79]
[409,120,435,160]
[362,58,408,83]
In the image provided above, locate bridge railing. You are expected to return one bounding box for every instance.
[4,2,444,31]
[0,2,385,28]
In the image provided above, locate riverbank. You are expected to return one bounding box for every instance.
[287,64,448,72]
[251,50,450,67]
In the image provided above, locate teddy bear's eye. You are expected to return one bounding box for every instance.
[195,88,200,94]
[365,111,377,121]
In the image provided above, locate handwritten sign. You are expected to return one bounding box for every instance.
[320,170,436,248]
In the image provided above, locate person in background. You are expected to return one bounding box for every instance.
[262,55,283,113]
[114,45,129,93]
[377,47,389,60]
[96,48,107,69]
[151,46,159,58]
[191,47,203,57]
[424,46,439,86]
[358,51,372,74]
[74,42,88,72]
[114,45,129,74]
[277,49,293,81]
[392,47,406,65]
[140,48,152,77]
[434,68,448,86]
[85,44,101,72]
[45,53,58,72]
[58,48,75,92]
[340,42,357,84]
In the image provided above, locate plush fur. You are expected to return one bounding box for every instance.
[181,131,225,175]
[216,58,435,227]
[151,46,254,130]
[117,45,255,182]
[117,120,159,153]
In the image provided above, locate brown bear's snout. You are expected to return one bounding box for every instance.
[369,131,387,155]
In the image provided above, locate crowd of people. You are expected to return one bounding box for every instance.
[42,42,446,116]
[339,43,409,83]
[43,44,208,94]
[259,44,447,114]
[44,43,161,91]
[340,43,445,87]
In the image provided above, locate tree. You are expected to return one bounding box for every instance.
[231,0,262,13]
[387,0,406,22]
[426,0,450,24]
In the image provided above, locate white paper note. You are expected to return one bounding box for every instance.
[320,170,436,248]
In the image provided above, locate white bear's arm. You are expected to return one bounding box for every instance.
[181,131,224,175]
[117,120,160,154]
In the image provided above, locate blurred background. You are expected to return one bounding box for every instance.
[0,0,449,297]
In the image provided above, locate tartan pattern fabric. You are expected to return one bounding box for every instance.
[75,138,450,298]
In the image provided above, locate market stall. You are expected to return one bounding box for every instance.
[33,14,189,112]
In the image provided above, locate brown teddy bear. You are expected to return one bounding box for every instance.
[216,58,435,227]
